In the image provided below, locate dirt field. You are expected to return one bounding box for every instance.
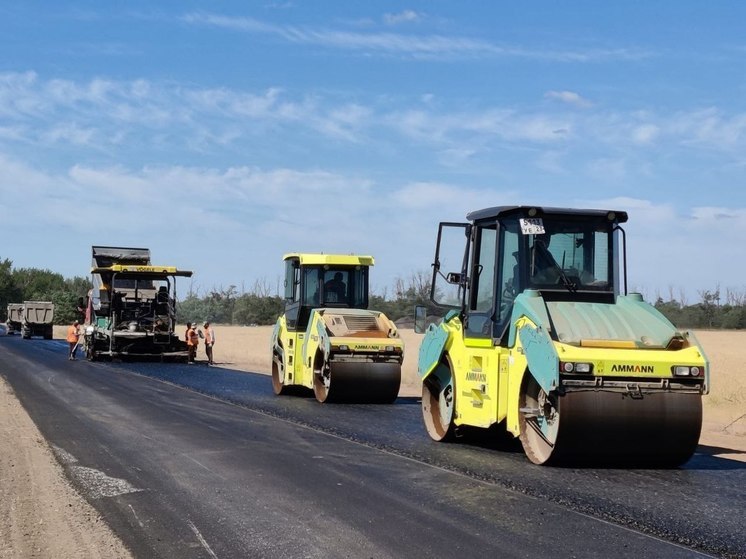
[1,325,743,558]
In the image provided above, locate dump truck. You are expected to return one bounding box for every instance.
[84,246,193,361]
[21,301,54,339]
[5,303,24,335]
[416,206,708,466]
[271,253,403,403]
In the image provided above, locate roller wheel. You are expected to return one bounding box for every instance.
[314,360,400,404]
[518,373,703,467]
[271,355,287,395]
[518,374,560,465]
[421,361,457,442]
[313,366,331,403]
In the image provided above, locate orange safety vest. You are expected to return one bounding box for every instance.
[187,327,199,346]
[204,328,213,344]
[66,325,79,343]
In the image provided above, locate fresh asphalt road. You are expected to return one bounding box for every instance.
[0,335,744,559]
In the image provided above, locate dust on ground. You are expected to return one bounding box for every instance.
[0,376,132,559]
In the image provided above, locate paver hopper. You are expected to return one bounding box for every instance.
[85,246,193,361]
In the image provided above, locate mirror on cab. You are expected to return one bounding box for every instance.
[414,305,427,334]
[445,272,463,284]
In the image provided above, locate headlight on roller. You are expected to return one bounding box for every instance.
[672,365,702,377]
[560,361,593,374]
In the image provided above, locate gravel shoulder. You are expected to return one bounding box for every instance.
[0,376,132,559]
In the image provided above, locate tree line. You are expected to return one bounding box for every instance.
[1,257,745,330]
[176,274,746,330]
[175,273,441,326]
[0,258,91,325]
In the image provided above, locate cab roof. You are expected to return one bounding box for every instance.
[91,264,193,278]
[466,205,628,224]
[283,253,375,266]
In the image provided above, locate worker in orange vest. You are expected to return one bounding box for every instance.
[66,320,81,360]
[203,321,215,365]
[186,322,199,364]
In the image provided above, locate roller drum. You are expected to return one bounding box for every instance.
[560,391,700,466]
[316,361,401,404]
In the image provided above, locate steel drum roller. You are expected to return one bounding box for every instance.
[522,387,702,466]
[315,362,401,404]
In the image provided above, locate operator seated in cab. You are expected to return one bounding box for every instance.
[323,272,347,303]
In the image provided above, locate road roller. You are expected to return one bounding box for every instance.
[271,253,403,403]
[416,206,709,466]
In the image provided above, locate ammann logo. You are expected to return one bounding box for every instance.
[611,364,654,373]
[466,372,487,382]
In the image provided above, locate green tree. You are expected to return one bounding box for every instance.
[49,290,82,325]
[12,268,66,300]
[232,294,283,325]
[721,306,746,329]
[176,294,209,325]
[0,258,22,320]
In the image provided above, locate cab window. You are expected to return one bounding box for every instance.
[465,224,497,338]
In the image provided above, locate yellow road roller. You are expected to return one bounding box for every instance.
[416,206,709,466]
[271,253,403,403]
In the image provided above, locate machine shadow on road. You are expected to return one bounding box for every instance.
[686,446,746,471]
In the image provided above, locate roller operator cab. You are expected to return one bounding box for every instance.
[271,253,403,403]
[416,206,709,466]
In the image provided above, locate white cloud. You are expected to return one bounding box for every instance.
[43,123,96,146]
[577,196,746,299]
[1,151,743,300]
[181,12,650,62]
[383,10,421,25]
[544,90,593,108]
[390,108,571,145]
[631,123,659,144]
[669,107,746,150]
[437,147,478,167]
[5,71,746,168]
[0,73,371,149]
[0,72,746,217]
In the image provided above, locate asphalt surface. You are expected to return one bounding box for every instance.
[0,334,744,558]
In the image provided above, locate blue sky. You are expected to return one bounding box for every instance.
[1,2,744,303]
